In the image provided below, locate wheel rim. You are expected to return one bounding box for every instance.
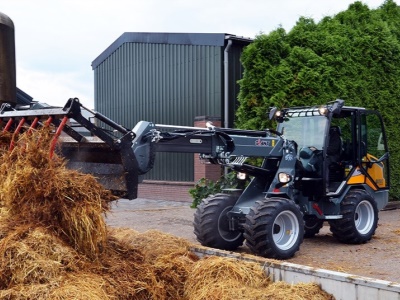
[218,206,242,242]
[272,210,299,250]
[355,200,375,234]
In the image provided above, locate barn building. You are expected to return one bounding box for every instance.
[91,32,253,200]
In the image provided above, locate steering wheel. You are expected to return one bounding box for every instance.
[299,146,322,174]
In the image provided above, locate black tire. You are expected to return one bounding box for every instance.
[329,189,378,244]
[304,216,324,238]
[244,198,304,259]
[193,193,244,250]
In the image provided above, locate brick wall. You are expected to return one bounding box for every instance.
[193,116,223,182]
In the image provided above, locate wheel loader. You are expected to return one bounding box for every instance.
[192,100,390,259]
[0,11,390,259]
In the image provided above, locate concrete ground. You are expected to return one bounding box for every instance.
[106,198,400,283]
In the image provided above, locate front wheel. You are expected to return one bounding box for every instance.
[329,189,378,243]
[244,198,304,259]
[193,193,244,250]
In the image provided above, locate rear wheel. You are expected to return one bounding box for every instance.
[244,198,304,259]
[329,189,378,243]
[193,193,244,250]
[304,216,324,238]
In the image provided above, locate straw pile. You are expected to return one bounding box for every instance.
[0,128,115,258]
[0,128,334,299]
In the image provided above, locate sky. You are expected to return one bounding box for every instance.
[1,0,391,108]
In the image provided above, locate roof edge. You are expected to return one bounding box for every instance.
[91,32,252,70]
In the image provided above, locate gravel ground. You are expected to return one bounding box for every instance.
[106,198,400,283]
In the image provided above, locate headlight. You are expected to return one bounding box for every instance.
[319,106,328,115]
[237,172,247,180]
[278,172,292,183]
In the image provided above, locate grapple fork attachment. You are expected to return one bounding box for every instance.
[0,98,142,199]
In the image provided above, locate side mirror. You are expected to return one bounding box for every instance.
[269,107,285,123]
[269,107,277,120]
[376,152,389,163]
[330,99,345,115]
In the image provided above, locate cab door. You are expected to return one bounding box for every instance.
[358,111,390,190]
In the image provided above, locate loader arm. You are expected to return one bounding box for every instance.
[129,120,282,178]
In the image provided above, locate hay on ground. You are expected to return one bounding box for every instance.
[0,127,334,299]
[0,225,85,288]
[107,228,198,299]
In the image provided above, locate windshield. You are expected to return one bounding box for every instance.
[278,115,328,150]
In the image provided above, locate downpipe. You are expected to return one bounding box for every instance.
[223,39,232,129]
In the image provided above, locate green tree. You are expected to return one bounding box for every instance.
[236,0,400,198]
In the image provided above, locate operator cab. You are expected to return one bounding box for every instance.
[272,100,390,197]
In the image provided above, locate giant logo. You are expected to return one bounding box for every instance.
[255,139,271,146]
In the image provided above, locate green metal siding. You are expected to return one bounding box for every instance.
[94,42,223,181]
[227,44,246,128]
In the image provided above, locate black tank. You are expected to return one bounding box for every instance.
[0,11,16,105]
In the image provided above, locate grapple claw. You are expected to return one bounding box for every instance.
[49,116,68,158]
[9,117,25,151]
[3,118,13,132]
[27,117,39,135]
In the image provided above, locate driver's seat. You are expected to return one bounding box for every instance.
[299,147,322,177]
[327,126,343,163]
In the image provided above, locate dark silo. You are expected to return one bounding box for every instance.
[0,11,16,105]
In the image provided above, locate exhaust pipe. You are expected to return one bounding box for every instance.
[0,12,17,105]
